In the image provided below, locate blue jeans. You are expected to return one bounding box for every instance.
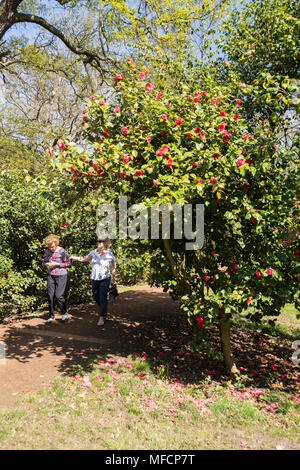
[91,277,110,317]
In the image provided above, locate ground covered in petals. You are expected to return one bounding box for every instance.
[0,285,299,449]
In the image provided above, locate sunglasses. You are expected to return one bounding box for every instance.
[97,239,105,243]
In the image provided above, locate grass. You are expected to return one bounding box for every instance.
[0,350,299,450]
[0,299,299,450]
[234,303,300,340]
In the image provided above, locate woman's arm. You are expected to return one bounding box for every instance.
[70,253,92,263]
[110,259,116,283]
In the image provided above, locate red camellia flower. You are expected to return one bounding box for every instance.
[197,178,203,184]
[114,106,120,113]
[193,127,201,134]
[146,136,151,142]
[156,92,163,100]
[219,309,225,317]
[114,73,123,80]
[220,110,226,116]
[161,113,168,120]
[233,114,239,120]
[47,147,53,155]
[210,177,215,184]
[236,157,245,167]
[156,146,170,156]
[255,270,263,278]
[246,297,252,304]
[266,268,274,275]
[123,154,130,163]
[166,158,173,167]
[174,117,182,125]
[57,140,65,150]
[212,153,220,159]
[203,275,210,281]
[236,99,242,105]
[153,179,157,186]
[145,83,153,91]
[139,72,145,79]
[121,127,129,135]
[92,162,98,169]
[218,122,225,131]
[119,172,126,178]
[194,96,200,102]
[192,161,198,166]
[211,98,217,105]
[70,166,76,173]
[136,170,143,176]
[202,91,207,97]
[196,314,204,328]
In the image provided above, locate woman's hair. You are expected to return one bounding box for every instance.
[98,236,111,249]
[45,234,59,247]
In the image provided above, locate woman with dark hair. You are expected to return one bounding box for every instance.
[70,236,116,326]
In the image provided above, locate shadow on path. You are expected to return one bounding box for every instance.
[0,285,299,407]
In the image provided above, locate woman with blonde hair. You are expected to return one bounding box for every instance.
[70,236,116,326]
[42,234,71,323]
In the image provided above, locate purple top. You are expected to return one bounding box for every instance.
[42,247,71,276]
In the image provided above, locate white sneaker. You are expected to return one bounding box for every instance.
[61,314,68,322]
[97,317,105,326]
[46,317,55,323]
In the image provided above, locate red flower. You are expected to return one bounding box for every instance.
[236,99,242,105]
[153,179,157,186]
[70,166,76,173]
[197,178,203,184]
[266,268,274,275]
[160,113,168,120]
[220,110,226,116]
[196,314,204,327]
[255,270,263,278]
[114,73,123,80]
[166,159,173,167]
[139,72,145,79]
[156,92,163,100]
[233,114,239,120]
[218,122,226,131]
[236,157,245,167]
[210,177,215,184]
[123,154,130,163]
[114,106,120,113]
[119,172,126,178]
[212,153,220,159]
[57,140,65,150]
[135,170,143,176]
[174,117,182,125]
[156,146,170,156]
[211,98,217,105]
[145,83,153,91]
[203,275,210,281]
[121,127,129,135]
[202,91,207,97]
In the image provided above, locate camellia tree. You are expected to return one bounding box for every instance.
[53,54,299,373]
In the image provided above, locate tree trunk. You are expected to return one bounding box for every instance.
[0,0,22,39]
[219,318,238,374]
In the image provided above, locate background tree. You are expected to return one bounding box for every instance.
[219,0,299,146]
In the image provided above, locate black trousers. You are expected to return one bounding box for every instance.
[91,277,110,317]
[47,275,67,317]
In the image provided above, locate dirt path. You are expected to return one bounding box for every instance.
[0,285,181,408]
[0,284,299,409]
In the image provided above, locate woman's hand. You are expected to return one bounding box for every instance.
[47,262,60,268]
